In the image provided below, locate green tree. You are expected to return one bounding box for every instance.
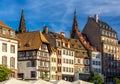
[90,73,103,84]
[40,71,48,80]
[113,78,120,84]
[0,65,11,82]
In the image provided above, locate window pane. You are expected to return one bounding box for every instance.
[2,43,7,52]
[10,45,15,53]
[10,57,15,68]
[2,56,7,66]
[2,28,6,35]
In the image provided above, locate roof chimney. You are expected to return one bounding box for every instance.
[43,26,48,34]
[94,14,98,23]
[60,32,65,37]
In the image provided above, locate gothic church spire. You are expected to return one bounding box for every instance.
[18,9,26,33]
[70,9,79,38]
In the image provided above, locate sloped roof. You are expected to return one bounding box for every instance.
[89,17,117,33]
[16,31,49,51]
[76,30,94,51]
[43,30,69,48]
[70,39,89,58]
[0,21,13,30]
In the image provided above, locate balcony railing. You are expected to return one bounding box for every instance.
[18,56,50,61]
[38,66,50,71]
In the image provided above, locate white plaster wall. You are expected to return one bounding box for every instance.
[0,37,18,69]
[61,49,74,75]
[50,52,57,80]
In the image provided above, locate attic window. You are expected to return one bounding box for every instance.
[2,28,6,35]
[106,26,108,29]
[10,31,15,37]
[25,43,30,47]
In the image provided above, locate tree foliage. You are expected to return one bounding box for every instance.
[90,73,103,84]
[40,71,48,80]
[0,65,11,82]
[113,78,120,84]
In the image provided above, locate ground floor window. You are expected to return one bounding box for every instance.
[31,71,36,78]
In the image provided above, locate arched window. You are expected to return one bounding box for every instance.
[2,56,7,66]
[10,57,15,68]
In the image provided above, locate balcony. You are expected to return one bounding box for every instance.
[18,56,50,61]
[38,66,50,71]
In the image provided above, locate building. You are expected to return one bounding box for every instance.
[0,21,18,78]
[91,51,102,74]
[70,39,90,81]
[82,14,120,83]
[16,10,50,80]
[17,31,50,80]
[43,27,75,81]
[70,10,101,81]
[49,47,57,81]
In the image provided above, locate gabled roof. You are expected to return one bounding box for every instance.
[43,30,69,48]
[16,31,49,51]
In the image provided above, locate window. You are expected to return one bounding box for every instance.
[2,43,7,52]
[93,61,95,65]
[10,57,15,68]
[86,59,89,65]
[10,45,15,53]
[26,51,30,56]
[56,41,61,47]
[10,31,14,37]
[41,44,47,50]
[58,67,61,72]
[31,71,36,78]
[18,52,25,57]
[40,52,43,56]
[63,50,65,54]
[2,28,6,35]
[58,50,61,55]
[26,62,31,67]
[31,61,36,67]
[96,55,100,59]
[58,59,61,64]
[2,56,7,66]
[63,67,65,72]
[78,59,80,63]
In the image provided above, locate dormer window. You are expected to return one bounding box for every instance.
[2,28,6,35]
[10,31,14,37]
[106,26,108,29]
[41,44,47,50]
[56,39,61,47]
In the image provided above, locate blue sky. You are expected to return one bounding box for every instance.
[0,0,120,39]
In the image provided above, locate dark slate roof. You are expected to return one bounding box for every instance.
[90,17,117,33]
